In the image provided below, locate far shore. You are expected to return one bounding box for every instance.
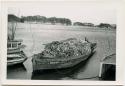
[8,22,116,31]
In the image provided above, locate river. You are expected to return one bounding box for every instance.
[7,23,116,80]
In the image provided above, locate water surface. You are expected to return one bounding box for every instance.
[7,23,116,80]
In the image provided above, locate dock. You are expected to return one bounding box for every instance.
[99,53,116,80]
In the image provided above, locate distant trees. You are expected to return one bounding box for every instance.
[73,22,116,29]
[8,14,72,25]
[73,22,85,26]
[97,23,116,29]
[73,22,94,27]
[111,24,116,29]
[8,14,20,22]
[97,23,111,28]
[8,14,116,29]
[21,15,72,25]
[21,15,47,23]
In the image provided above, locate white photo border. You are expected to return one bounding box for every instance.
[1,0,125,85]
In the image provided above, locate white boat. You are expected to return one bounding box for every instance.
[7,40,27,66]
[7,20,27,66]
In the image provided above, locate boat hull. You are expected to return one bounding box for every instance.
[32,52,94,71]
[7,51,27,66]
[7,58,27,66]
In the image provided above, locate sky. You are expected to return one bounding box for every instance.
[8,1,116,25]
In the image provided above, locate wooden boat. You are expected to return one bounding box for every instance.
[32,38,96,71]
[7,21,27,66]
[7,40,27,66]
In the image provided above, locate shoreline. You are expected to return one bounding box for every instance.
[11,22,116,31]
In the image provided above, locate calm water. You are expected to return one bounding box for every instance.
[7,23,116,80]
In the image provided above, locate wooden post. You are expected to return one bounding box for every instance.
[99,62,103,77]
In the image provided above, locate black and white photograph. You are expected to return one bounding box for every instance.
[6,1,117,81]
[3,85,123,86]
[2,85,123,86]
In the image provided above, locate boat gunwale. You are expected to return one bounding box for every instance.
[32,41,97,62]
[33,52,91,62]
[8,39,23,42]
[7,51,27,66]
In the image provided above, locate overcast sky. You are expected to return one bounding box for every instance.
[8,2,116,25]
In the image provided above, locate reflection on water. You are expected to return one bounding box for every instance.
[7,52,99,80]
[7,64,27,79]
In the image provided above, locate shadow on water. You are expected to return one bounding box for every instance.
[31,52,96,80]
[7,63,27,79]
[101,65,116,81]
[7,63,27,72]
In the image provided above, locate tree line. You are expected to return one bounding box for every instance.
[8,14,20,22]
[21,15,72,25]
[73,22,94,27]
[8,14,72,25]
[8,14,116,29]
[96,23,116,29]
